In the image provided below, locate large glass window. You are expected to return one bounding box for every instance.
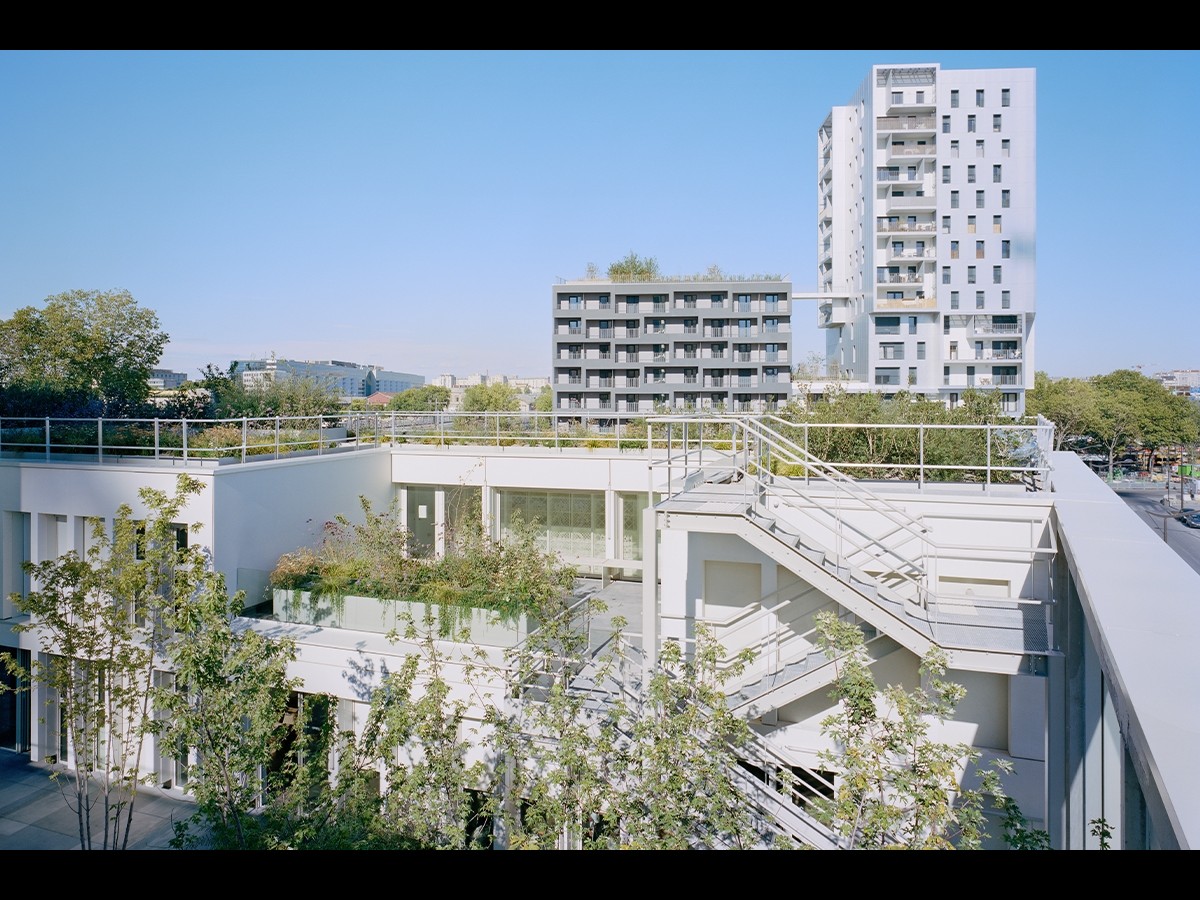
[498,490,605,564]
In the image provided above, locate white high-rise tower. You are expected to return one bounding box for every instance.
[816,64,1035,415]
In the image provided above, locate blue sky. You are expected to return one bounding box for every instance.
[2,50,1196,382]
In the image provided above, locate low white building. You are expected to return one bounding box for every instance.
[1,413,1196,849]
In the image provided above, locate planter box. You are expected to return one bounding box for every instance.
[272,588,540,647]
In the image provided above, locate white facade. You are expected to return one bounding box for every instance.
[816,65,1036,416]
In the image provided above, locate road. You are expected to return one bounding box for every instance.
[1111,483,1200,577]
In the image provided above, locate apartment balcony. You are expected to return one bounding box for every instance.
[737,377,757,388]
[707,377,726,388]
[625,327,641,338]
[565,326,583,336]
[974,321,1023,335]
[595,378,614,388]
[877,219,935,233]
[876,170,926,183]
[883,194,936,210]
[885,143,936,162]
[625,377,641,387]
[709,327,726,338]
[877,273,925,285]
[875,295,937,311]
[886,248,936,263]
[876,115,936,132]
[975,349,1024,360]
[596,328,614,339]
[652,353,667,363]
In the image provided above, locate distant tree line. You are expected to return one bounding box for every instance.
[1025,369,1200,474]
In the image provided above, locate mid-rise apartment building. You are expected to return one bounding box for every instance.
[816,64,1035,416]
[552,279,792,416]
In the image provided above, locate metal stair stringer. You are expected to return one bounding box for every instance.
[731,512,937,662]
[729,631,905,720]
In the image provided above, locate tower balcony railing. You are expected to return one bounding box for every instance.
[875,115,936,131]
[877,220,936,233]
[886,144,936,158]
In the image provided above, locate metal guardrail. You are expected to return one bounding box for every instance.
[0,412,1057,487]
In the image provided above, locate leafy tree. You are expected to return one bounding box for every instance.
[491,600,760,850]
[1091,369,1199,469]
[2,475,204,849]
[387,384,451,412]
[611,627,760,849]
[0,289,168,415]
[811,610,1013,849]
[1024,371,1100,450]
[159,571,300,850]
[1090,388,1144,480]
[607,252,661,282]
[461,382,519,413]
[196,363,342,418]
[352,623,494,849]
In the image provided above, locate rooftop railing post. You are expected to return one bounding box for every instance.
[44,418,50,460]
[919,424,925,489]
[985,424,993,491]
[154,419,160,460]
[683,419,689,487]
[242,417,248,464]
[495,413,500,447]
[182,419,189,463]
[97,417,103,463]
[318,416,324,455]
[275,417,281,459]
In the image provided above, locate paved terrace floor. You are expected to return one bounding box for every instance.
[0,750,197,850]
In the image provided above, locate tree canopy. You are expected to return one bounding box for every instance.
[461,382,519,413]
[387,384,450,412]
[194,363,342,418]
[1027,368,1200,472]
[0,289,168,416]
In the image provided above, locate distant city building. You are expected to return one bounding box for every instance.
[1154,369,1200,395]
[147,368,188,391]
[434,373,550,411]
[811,63,1036,416]
[230,358,423,399]
[552,278,793,416]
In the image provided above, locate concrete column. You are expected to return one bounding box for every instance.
[642,506,657,676]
